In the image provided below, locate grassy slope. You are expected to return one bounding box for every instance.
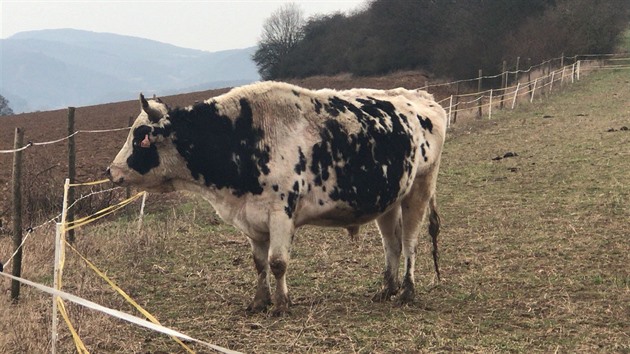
[1,69,629,353]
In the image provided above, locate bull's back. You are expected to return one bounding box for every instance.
[240,83,445,225]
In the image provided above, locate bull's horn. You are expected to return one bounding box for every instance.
[140,93,149,110]
[139,93,163,123]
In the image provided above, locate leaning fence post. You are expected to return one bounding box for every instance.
[447,95,453,127]
[453,82,460,124]
[477,69,483,119]
[531,78,538,103]
[527,58,533,94]
[500,60,507,110]
[11,127,24,302]
[512,83,521,110]
[67,107,76,244]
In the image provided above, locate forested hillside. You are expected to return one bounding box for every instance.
[255,0,630,80]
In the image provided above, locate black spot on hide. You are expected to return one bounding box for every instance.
[309,97,414,216]
[294,148,307,174]
[420,143,428,162]
[312,99,323,114]
[284,181,300,218]
[417,115,433,133]
[167,99,270,196]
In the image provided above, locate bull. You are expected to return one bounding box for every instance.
[107,81,447,315]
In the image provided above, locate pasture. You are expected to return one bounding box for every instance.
[1,68,629,353]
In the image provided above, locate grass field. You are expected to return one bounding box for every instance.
[1,68,629,353]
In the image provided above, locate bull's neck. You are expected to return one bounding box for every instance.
[167,99,271,197]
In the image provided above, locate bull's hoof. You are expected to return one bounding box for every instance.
[271,304,291,317]
[394,288,415,306]
[371,287,398,302]
[269,293,292,316]
[246,299,271,314]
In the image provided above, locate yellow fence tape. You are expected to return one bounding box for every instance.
[65,241,196,354]
[57,298,90,354]
[0,272,242,354]
[68,179,110,187]
[65,192,145,231]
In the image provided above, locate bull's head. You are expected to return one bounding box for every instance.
[106,94,180,192]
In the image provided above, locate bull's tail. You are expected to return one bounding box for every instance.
[428,195,441,281]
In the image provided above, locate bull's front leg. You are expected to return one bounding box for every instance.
[373,206,403,302]
[246,237,272,313]
[268,211,295,316]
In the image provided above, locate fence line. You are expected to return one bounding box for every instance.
[1,53,627,155]
[438,54,630,121]
[420,54,569,90]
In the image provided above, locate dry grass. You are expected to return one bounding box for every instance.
[1,68,629,353]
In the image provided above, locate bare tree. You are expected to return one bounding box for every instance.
[253,3,305,80]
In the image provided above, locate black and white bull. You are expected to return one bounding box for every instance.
[107,81,447,315]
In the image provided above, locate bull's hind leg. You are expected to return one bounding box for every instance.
[373,205,403,302]
[398,171,440,305]
[246,237,272,313]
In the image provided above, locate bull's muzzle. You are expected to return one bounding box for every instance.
[105,166,125,185]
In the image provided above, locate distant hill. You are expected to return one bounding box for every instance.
[0,29,260,113]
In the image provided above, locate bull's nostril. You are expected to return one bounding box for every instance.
[105,167,111,177]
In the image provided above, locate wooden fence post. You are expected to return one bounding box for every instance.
[513,56,520,85]
[67,107,76,244]
[477,69,483,119]
[11,127,24,302]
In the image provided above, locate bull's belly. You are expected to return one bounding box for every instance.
[293,197,398,228]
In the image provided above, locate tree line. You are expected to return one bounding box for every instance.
[254,0,630,81]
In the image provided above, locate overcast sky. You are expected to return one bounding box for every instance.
[1,0,366,52]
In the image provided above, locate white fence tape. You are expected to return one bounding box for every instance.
[0,271,243,354]
[0,127,130,154]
